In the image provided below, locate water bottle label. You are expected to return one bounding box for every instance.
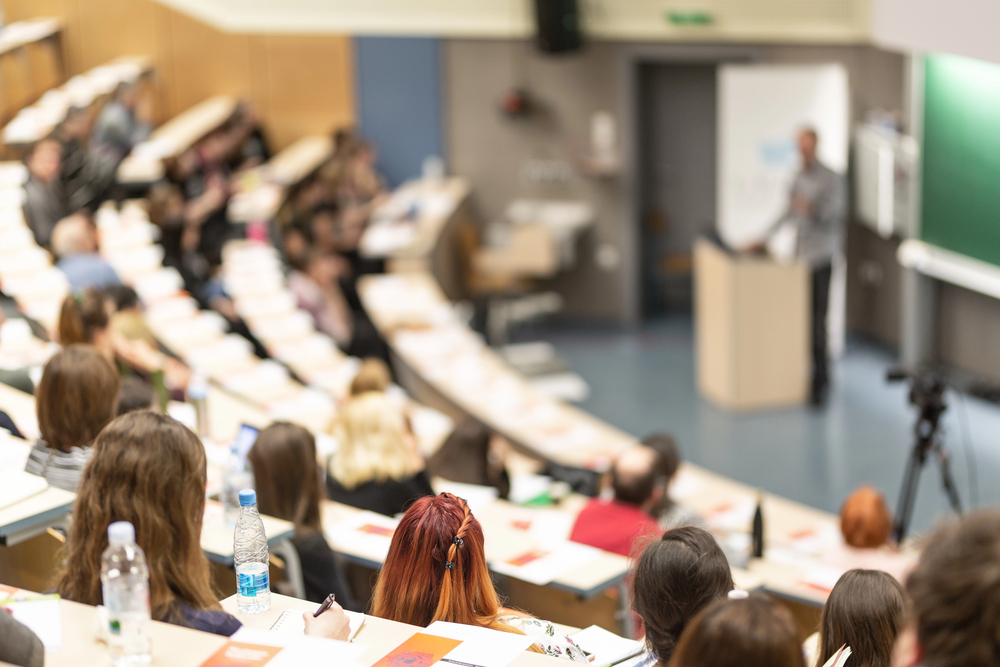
[109,618,121,635]
[237,570,269,598]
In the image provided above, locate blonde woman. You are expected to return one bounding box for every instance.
[326,392,432,516]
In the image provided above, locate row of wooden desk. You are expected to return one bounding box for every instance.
[2,589,567,667]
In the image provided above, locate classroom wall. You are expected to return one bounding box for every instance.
[355,37,444,188]
[148,0,871,44]
[3,0,355,150]
[443,40,907,322]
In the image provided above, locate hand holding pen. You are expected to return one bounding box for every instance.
[302,593,350,641]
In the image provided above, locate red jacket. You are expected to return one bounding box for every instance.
[569,498,662,557]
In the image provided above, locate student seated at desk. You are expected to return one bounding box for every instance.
[56,411,243,636]
[58,289,190,399]
[326,392,433,516]
[90,80,153,166]
[23,137,70,250]
[894,510,1000,667]
[812,570,905,667]
[426,418,511,500]
[349,357,391,396]
[117,375,156,416]
[820,486,912,583]
[372,493,587,661]
[642,432,702,530]
[51,213,122,292]
[248,421,359,611]
[24,345,120,491]
[670,594,805,667]
[631,527,735,666]
[0,611,44,667]
[569,445,662,557]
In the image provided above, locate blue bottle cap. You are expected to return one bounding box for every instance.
[238,489,256,507]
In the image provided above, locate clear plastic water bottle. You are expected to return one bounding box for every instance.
[101,521,152,665]
[234,489,270,614]
[188,373,210,438]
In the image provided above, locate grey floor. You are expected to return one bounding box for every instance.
[538,317,1000,536]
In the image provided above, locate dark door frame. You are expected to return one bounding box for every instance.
[618,44,764,325]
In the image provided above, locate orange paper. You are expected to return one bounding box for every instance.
[506,549,550,567]
[199,641,283,667]
[358,523,395,537]
[372,632,462,667]
[0,584,17,599]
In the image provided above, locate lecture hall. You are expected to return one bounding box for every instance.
[0,1,997,666]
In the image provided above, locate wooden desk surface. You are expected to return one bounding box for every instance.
[222,592,567,667]
[44,596,225,667]
[0,487,74,545]
[358,272,635,472]
[0,19,61,56]
[359,177,470,260]
[145,95,238,158]
[264,135,334,186]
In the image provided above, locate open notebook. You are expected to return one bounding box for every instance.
[270,609,365,641]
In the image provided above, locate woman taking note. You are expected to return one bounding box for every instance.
[371,493,587,661]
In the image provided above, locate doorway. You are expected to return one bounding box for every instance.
[637,63,718,318]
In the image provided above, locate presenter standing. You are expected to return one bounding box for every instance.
[775,129,846,406]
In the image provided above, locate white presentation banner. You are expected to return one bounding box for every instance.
[716,63,849,250]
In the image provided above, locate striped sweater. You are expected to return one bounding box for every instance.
[24,440,92,492]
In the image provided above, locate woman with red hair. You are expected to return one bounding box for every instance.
[371,493,587,661]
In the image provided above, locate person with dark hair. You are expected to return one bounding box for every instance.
[90,81,153,165]
[23,137,69,249]
[813,570,905,667]
[642,432,702,530]
[117,375,156,416]
[893,510,1000,667]
[631,526,734,665]
[669,594,806,667]
[248,422,358,610]
[569,445,663,556]
[426,419,511,500]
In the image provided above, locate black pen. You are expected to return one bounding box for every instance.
[313,593,336,617]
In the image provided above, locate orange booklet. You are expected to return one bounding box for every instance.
[372,632,462,667]
[199,641,284,667]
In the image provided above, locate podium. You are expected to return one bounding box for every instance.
[694,238,810,411]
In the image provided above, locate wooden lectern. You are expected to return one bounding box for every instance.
[694,238,810,411]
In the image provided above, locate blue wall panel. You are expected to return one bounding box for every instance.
[355,36,443,188]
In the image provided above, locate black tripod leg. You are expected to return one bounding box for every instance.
[935,445,964,514]
[894,443,926,543]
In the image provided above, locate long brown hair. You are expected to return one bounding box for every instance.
[37,345,120,452]
[58,289,109,346]
[372,493,527,638]
[247,422,322,534]
[669,595,805,667]
[818,570,905,667]
[55,412,219,619]
[632,526,735,666]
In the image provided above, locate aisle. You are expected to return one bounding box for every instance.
[536,317,1000,536]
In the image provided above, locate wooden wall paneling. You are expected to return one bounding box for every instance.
[73,0,160,73]
[255,34,355,150]
[25,41,63,95]
[162,8,253,118]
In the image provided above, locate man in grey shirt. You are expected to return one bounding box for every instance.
[0,610,44,667]
[778,129,846,405]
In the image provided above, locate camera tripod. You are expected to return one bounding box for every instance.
[891,371,963,542]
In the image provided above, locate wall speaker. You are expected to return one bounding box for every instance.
[534,0,582,54]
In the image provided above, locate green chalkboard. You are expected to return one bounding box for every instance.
[922,54,1000,267]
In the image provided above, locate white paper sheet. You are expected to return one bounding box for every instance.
[2,595,62,651]
[489,541,602,586]
[228,627,365,667]
[425,621,534,667]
